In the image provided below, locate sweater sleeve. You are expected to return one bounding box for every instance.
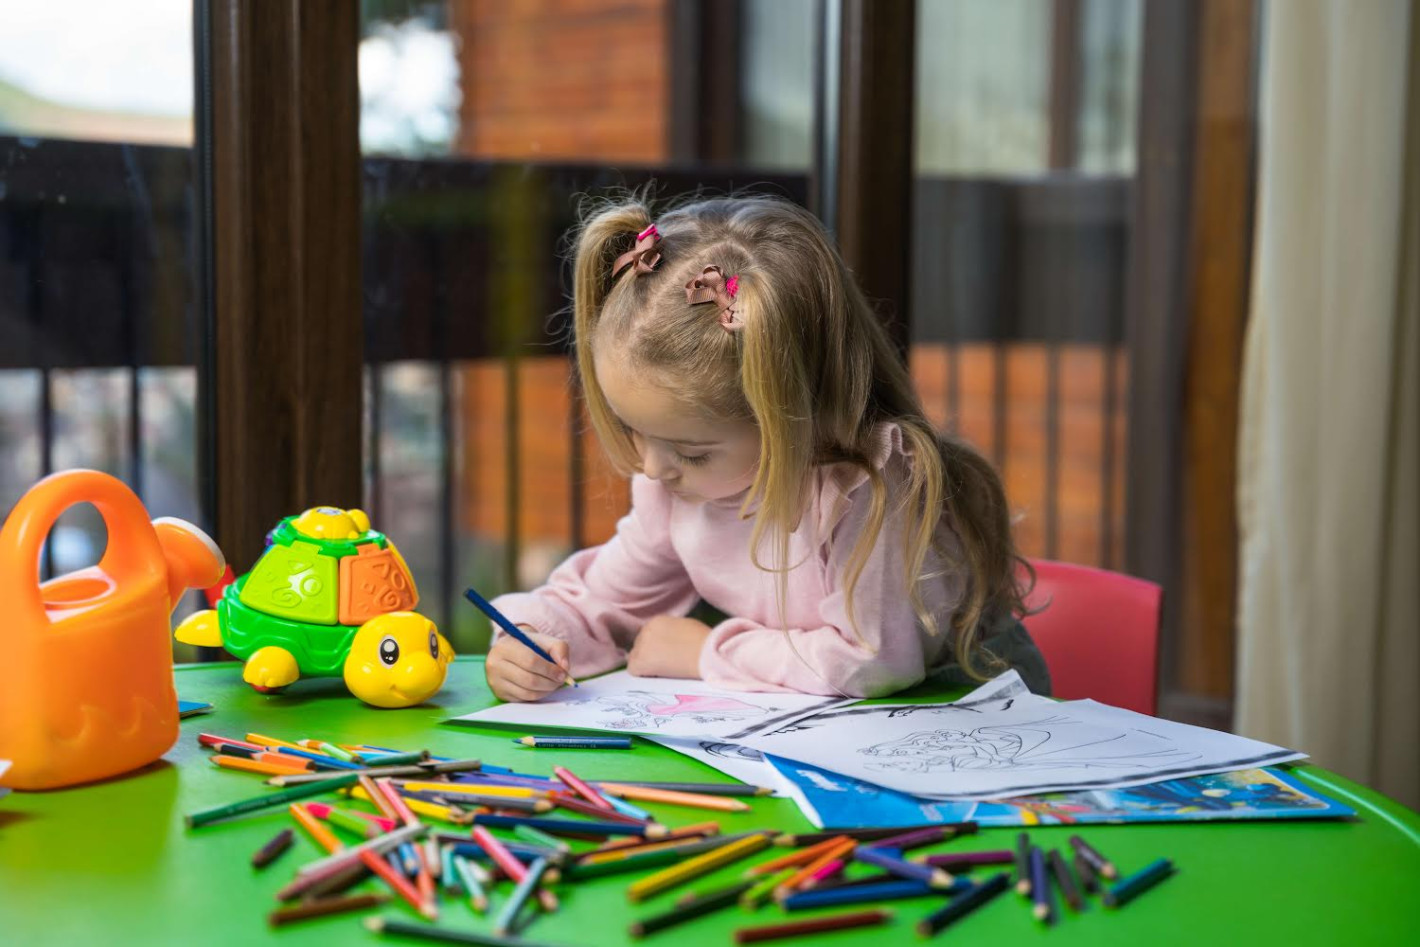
[490,475,699,677]
[698,461,955,698]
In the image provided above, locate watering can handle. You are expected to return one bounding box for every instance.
[0,469,170,628]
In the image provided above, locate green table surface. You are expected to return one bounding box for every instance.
[1,657,1416,946]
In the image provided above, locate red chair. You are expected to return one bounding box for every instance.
[1019,559,1163,716]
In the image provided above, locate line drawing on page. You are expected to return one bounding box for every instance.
[565,692,773,731]
[858,715,1200,775]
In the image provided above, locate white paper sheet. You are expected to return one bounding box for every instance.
[452,669,851,743]
[738,673,1306,800]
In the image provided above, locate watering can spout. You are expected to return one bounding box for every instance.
[152,517,226,610]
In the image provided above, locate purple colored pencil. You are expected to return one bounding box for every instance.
[853,846,953,888]
[923,849,1016,869]
[864,826,951,852]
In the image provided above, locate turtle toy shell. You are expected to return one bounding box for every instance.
[174,507,453,707]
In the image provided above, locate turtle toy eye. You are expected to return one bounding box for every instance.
[428,630,439,659]
[379,636,400,667]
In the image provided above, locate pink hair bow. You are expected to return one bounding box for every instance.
[685,265,742,332]
[612,224,662,278]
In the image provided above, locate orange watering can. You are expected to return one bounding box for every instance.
[0,470,226,790]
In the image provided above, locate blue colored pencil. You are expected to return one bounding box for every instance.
[1104,858,1176,908]
[451,854,489,913]
[493,856,551,935]
[853,846,954,889]
[516,736,631,749]
[781,878,954,911]
[1029,846,1055,924]
[464,587,577,687]
[916,872,1012,936]
[469,813,662,838]
[602,793,652,822]
[271,746,365,770]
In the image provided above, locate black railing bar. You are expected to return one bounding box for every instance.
[40,366,55,580]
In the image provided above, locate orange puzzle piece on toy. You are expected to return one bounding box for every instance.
[338,541,418,625]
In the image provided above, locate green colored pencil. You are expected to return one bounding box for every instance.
[185,773,361,828]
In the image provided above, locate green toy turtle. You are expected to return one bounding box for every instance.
[174,506,453,708]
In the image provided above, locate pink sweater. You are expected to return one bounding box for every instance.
[490,424,964,697]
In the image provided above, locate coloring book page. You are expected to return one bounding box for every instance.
[452,670,852,742]
[738,673,1305,800]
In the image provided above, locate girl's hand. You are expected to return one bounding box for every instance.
[486,628,573,702]
[628,615,712,679]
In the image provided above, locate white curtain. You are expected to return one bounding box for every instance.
[1238,0,1419,810]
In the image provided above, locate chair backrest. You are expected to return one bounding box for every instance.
[1019,559,1163,715]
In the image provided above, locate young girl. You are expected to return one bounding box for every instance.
[485,194,1049,701]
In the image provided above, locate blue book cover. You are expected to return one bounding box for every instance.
[764,754,1354,829]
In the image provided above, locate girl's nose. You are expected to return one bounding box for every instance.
[641,447,677,483]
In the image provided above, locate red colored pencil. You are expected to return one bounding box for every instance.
[554,765,613,810]
[470,825,558,911]
[733,909,892,944]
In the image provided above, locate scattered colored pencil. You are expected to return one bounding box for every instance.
[733,909,893,944]
[551,794,648,825]
[470,826,558,912]
[776,838,858,897]
[1074,852,1101,894]
[627,833,771,902]
[598,782,751,813]
[251,828,294,869]
[602,792,653,822]
[553,764,614,810]
[595,822,719,853]
[853,846,953,889]
[399,780,548,799]
[782,878,943,911]
[1104,858,1176,908]
[741,868,797,909]
[1014,832,1032,895]
[471,813,662,838]
[245,732,309,753]
[451,854,490,913]
[492,856,551,936]
[516,736,632,749]
[513,823,571,853]
[916,872,1011,937]
[366,916,565,947]
[774,824,973,847]
[1069,835,1119,880]
[922,849,1014,869]
[865,826,953,851]
[631,880,754,938]
[1029,846,1054,924]
[1048,848,1085,911]
[267,892,387,926]
[748,834,856,876]
[197,732,262,751]
[211,754,310,777]
[186,773,360,828]
[595,780,772,798]
[464,586,576,687]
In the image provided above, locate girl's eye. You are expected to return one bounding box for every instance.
[675,452,711,466]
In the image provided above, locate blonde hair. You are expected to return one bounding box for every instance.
[571,190,1030,681]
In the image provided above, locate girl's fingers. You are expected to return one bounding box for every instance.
[492,657,560,695]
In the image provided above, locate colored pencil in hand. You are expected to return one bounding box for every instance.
[464,587,576,687]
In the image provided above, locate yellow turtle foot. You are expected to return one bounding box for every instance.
[174,609,223,648]
[243,646,300,692]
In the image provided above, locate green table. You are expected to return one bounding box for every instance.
[1,657,1415,945]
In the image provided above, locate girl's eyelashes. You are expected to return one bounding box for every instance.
[675,451,711,466]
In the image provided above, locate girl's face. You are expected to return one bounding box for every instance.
[596,353,760,503]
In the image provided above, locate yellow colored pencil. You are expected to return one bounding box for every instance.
[395,781,546,799]
[627,833,770,902]
[597,782,750,812]
[346,785,465,824]
[245,732,309,753]
[212,755,310,777]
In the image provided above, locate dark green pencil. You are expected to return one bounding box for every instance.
[186,773,361,827]
[631,880,755,937]
[365,916,564,947]
[1104,858,1176,908]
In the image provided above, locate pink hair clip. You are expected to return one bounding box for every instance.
[685,265,741,333]
[612,224,662,278]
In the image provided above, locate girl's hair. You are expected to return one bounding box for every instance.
[571,190,1030,681]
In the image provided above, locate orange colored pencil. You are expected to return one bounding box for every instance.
[212,755,309,777]
[553,765,613,810]
[747,835,854,877]
[597,782,750,812]
[358,775,401,820]
[289,803,344,853]
[776,838,857,897]
[289,801,432,918]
